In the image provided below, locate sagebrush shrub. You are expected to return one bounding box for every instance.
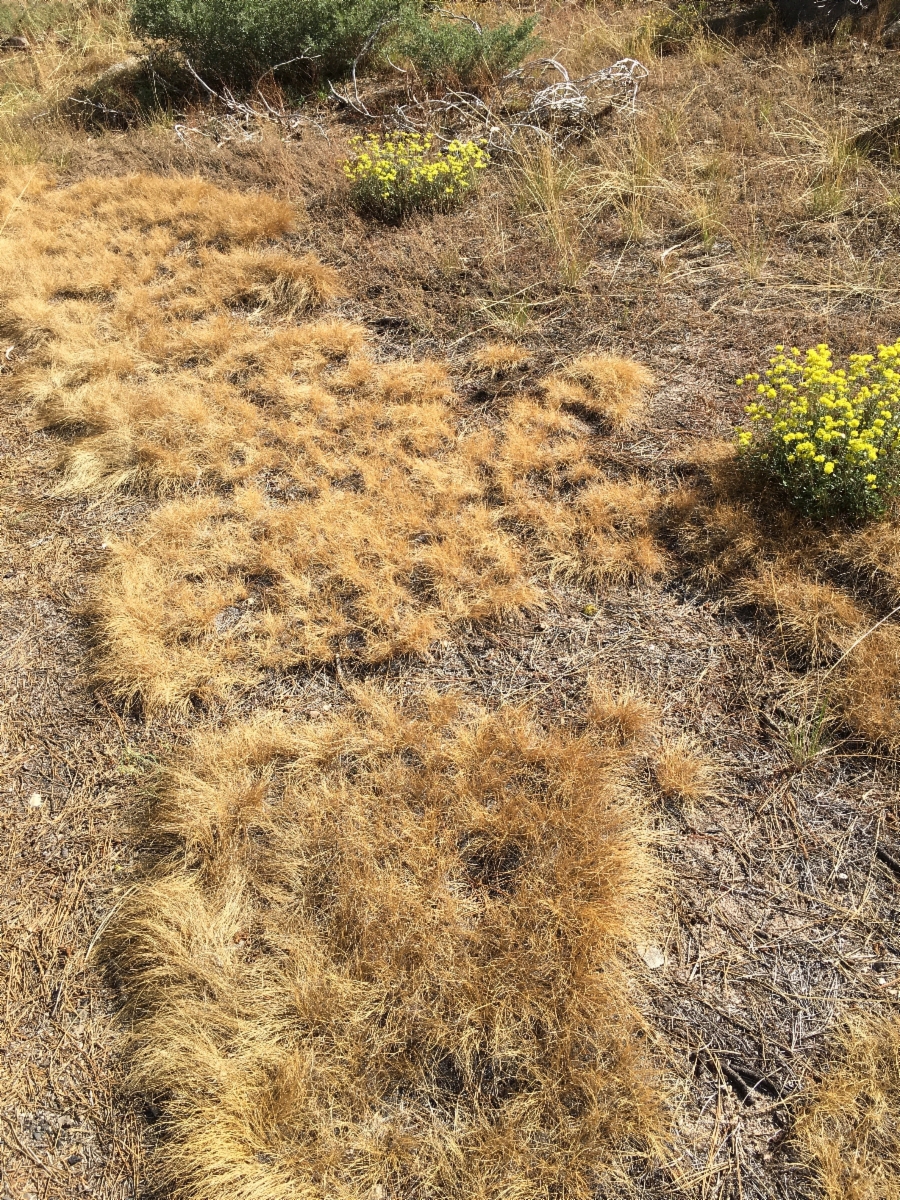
[130,0,405,79]
[130,0,538,84]
[344,132,488,222]
[736,341,900,520]
[386,13,539,87]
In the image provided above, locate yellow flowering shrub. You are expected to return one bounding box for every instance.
[344,132,489,222]
[736,340,900,519]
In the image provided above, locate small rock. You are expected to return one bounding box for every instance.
[67,1153,83,1166]
[1,36,29,51]
[637,943,665,970]
[28,792,43,807]
[882,17,900,44]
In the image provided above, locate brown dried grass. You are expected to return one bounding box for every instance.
[0,172,672,1198]
[549,356,654,431]
[0,172,662,710]
[833,625,900,752]
[795,1012,900,1200]
[104,689,664,1200]
[654,737,716,805]
[733,569,868,665]
[587,681,658,747]
[843,522,900,606]
[663,444,900,750]
[471,341,531,377]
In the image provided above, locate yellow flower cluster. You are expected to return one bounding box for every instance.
[344,131,489,221]
[736,340,900,519]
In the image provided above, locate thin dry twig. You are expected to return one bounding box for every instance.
[179,59,329,141]
[330,54,649,150]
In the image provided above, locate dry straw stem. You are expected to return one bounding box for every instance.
[0,172,661,709]
[104,690,664,1200]
[794,1012,900,1200]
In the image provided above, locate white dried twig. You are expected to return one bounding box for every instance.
[180,59,329,140]
[425,6,483,34]
[176,49,647,154]
[327,18,398,118]
[392,58,649,152]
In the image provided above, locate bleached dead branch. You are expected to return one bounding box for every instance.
[175,50,647,152]
[177,59,329,142]
[331,56,648,151]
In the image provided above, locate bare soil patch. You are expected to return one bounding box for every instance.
[0,390,144,1199]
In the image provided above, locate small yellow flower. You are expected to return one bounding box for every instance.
[735,336,900,514]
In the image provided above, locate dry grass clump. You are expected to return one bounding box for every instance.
[794,1013,900,1200]
[93,484,535,709]
[1,172,662,708]
[544,356,654,431]
[665,444,900,749]
[654,737,716,805]
[105,690,663,1200]
[489,400,667,583]
[833,625,900,751]
[471,340,531,377]
[0,1,137,165]
[842,522,900,606]
[664,444,774,586]
[587,681,658,747]
[561,479,666,584]
[733,569,868,665]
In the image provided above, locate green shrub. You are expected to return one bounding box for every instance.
[736,340,900,520]
[130,0,408,80]
[130,0,538,87]
[344,132,488,222]
[386,12,539,88]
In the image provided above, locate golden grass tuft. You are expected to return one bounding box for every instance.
[794,1013,900,1200]
[843,522,900,606]
[92,485,535,710]
[663,469,764,589]
[1,172,664,709]
[471,341,531,377]
[733,568,868,664]
[104,691,664,1200]
[544,355,655,431]
[662,444,900,750]
[200,248,345,320]
[654,737,717,805]
[2,173,671,1198]
[587,681,658,746]
[833,625,900,751]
